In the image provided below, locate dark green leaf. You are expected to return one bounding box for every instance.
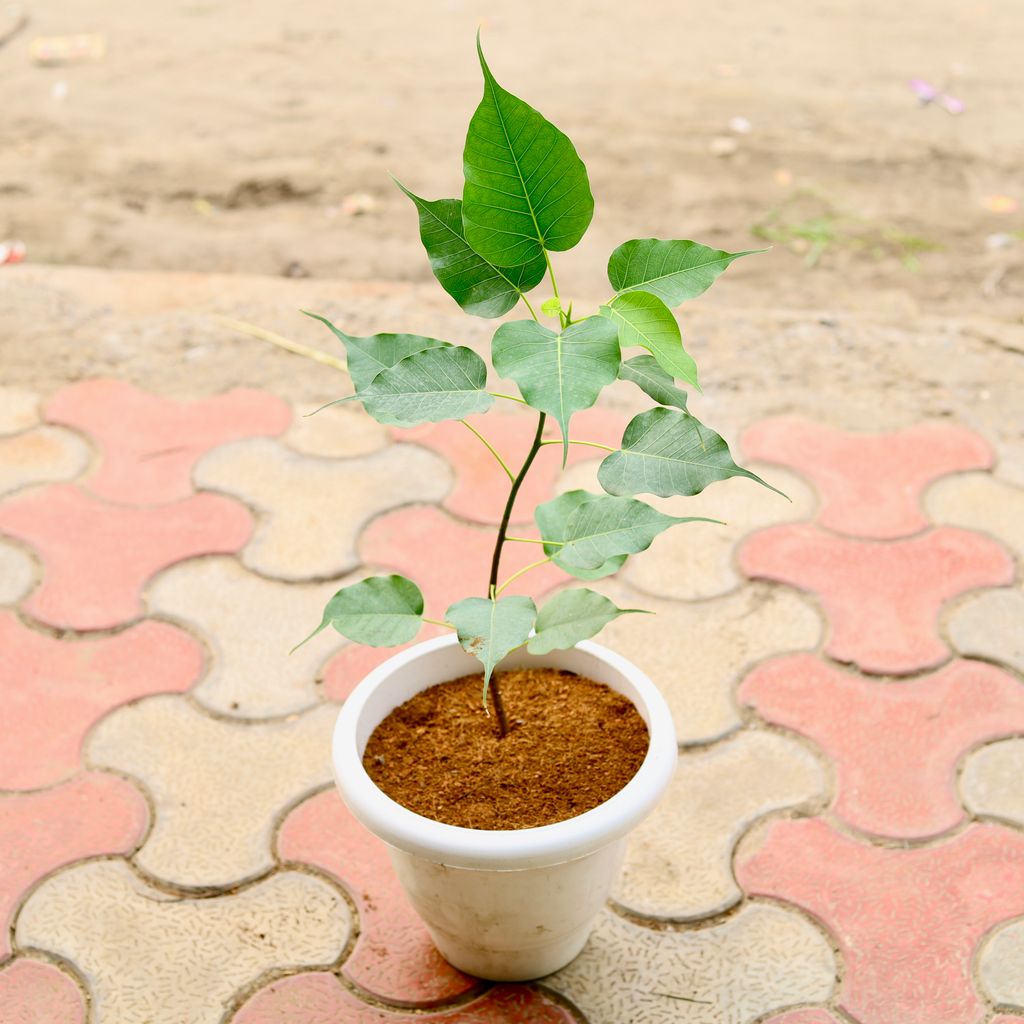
[600,291,699,389]
[446,595,537,691]
[608,238,763,306]
[462,35,594,267]
[598,407,788,499]
[303,312,449,392]
[293,575,424,651]
[618,355,689,412]
[392,180,546,318]
[491,316,620,463]
[534,490,626,580]
[353,345,493,427]
[527,588,647,655]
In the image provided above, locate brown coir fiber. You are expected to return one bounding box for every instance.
[362,667,650,830]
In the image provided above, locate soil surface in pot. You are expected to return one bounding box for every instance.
[363,667,649,829]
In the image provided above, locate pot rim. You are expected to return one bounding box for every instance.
[331,634,677,870]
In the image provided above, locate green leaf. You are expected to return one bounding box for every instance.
[446,595,537,691]
[534,490,625,580]
[618,355,689,412]
[491,316,620,464]
[539,491,717,571]
[540,297,562,317]
[600,291,699,389]
[354,345,494,427]
[598,407,788,499]
[392,180,546,318]
[608,238,763,306]
[462,35,594,267]
[293,575,424,651]
[527,588,648,655]
[303,312,449,392]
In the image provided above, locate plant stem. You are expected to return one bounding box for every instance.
[505,535,562,546]
[486,410,547,738]
[459,420,514,481]
[214,316,348,372]
[521,292,539,321]
[495,557,553,596]
[538,438,616,453]
[487,391,528,405]
[422,616,454,629]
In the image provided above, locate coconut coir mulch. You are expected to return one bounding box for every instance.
[363,667,650,830]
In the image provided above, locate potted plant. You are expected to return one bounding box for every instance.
[297,35,778,981]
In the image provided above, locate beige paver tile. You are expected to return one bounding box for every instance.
[960,737,1024,827]
[87,696,336,889]
[546,904,836,1024]
[979,917,1024,1008]
[15,860,350,1024]
[0,388,40,434]
[948,587,1024,674]
[926,472,1024,558]
[193,439,450,581]
[148,556,349,717]
[284,402,388,459]
[0,426,90,498]
[591,580,823,745]
[615,731,826,920]
[0,538,35,604]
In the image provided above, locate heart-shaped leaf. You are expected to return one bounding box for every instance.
[608,238,763,306]
[462,35,594,267]
[491,316,620,463]
[303,312,450,392]
[446,595,537,692]
[618,355,689,412]
[393,180,546,318]
[535,490,626,580]
[293,575,424,651]
[527,588,648,655]
[598,407,787,499]
[599,291,698,389]
[355,345,494,426]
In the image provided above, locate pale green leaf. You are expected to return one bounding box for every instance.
[462,35,594,267]
[608,238,763,306]
[534,490,626,580]
[598,407,788,499]
[600,291,698,389]
[527,588,647,655]
[618,355,689,412]
[446,595,537,690]
[392,180,545,318]
[541,297,562,317]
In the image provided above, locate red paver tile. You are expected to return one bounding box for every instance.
[45,379,290,505]
[0,773,147,958]
[278,789,474,1006]
[741,417,992,539]
[393,408,626,525]
[0,612,202,790]
[0,484,252,630]
[762,1012,839,1024]
[740,654,1024,839]
[737,818,1024,1024]
[738,524,1012,674]
[0,959,85,1024]
[231,971,573,1023]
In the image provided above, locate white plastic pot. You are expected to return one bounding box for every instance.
[331,634,677,981]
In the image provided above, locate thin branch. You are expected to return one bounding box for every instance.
[460,420,514,481]
[422,617,455,630]
[495,557,553,596]
[488,391,528,405]
[505,536,562,546]
[538,438,616,453]
[520,292,539,321]
[213,315,348,371]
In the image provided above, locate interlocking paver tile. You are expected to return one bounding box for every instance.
[0,427,90,498]
[961,737,1024,827]
[979,918,1024,1009]
[286,402,387,458]
[0,484,252,630]
[88,696,336,890]
[740,654,1024,839]
[588,579,822,744]
[0,537,35,604]
[148,556,347,717]
[0,773,147,958]
[393,408,626,525]
[15,860,350,1024]
[741,417,992,538]
[0,387,41,434]
[614,731,825,920]
[0,958,85,1024]
[277,788,474,1006]
[0,611,201,789]
[545,904,835,1024]
[948,588,1024,674]
[231,972,572,1023]
[45,379,291,504]
[761,1013,839,1024]
[193,439,450,581]
[320,628,445,702]
[739,524,1013,674]
[926,471,1024,557]
[737,817,1024,1024]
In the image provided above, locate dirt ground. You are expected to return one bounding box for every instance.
[2,0,1022,318]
